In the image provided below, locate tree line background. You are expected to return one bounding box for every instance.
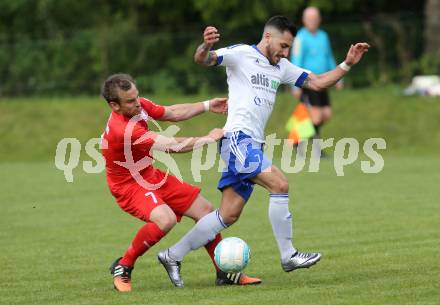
[0,0,438,96]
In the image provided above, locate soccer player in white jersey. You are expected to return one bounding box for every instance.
[158,16,369,287]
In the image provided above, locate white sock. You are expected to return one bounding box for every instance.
[268,194,296,262]
[168,209,228,262]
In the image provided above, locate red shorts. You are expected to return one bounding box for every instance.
[112,168,200,222]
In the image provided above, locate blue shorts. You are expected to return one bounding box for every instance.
[217,131,272,201]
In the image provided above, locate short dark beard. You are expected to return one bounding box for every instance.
[265,44,277,66]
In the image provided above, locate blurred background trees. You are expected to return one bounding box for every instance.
[0,0,436,96]
[421,0,440,75]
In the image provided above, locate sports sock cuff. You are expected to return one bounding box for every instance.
[269,193,289,204]
[270,193,289,197]
[216,209,229,228]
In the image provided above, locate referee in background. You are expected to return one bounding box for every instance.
[290,6,343,158]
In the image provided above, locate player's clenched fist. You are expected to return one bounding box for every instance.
[203,26,220,48]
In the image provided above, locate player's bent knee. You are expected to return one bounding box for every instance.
[222,213,240,225]
[150,208,177,232]
[271,179,289,193]
[191,204,214,222]
[280,180,289,193]
[186,196,215,222]
[154,214,177,232]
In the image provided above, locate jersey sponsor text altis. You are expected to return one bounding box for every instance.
[214,44,309,142]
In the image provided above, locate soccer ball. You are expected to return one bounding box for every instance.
[214,237,251,273]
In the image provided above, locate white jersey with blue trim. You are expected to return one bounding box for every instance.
[214,44,310,143]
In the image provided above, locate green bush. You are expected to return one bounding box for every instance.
[0,1,427,96]
[415,52,440,75]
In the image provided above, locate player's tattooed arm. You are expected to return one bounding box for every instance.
[195,43,218,66]
[301,76,311,90]
[301,72,344,91]
[194,26,220,66]
[205,51,217,66]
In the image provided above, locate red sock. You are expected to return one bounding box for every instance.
[119,222,165,267]
[204,233,222,272]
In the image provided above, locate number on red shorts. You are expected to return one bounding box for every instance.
[145,191,158,204]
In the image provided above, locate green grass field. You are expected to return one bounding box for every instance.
[1,89,439,304]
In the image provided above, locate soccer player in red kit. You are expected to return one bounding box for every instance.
[100,74,261,292]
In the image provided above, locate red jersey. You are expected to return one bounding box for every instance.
[101,98,165,195]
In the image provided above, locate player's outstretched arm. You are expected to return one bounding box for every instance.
[194,26,220,66]
[160,97,227,122]
[302,42,370,91]
[151,128,224,153]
